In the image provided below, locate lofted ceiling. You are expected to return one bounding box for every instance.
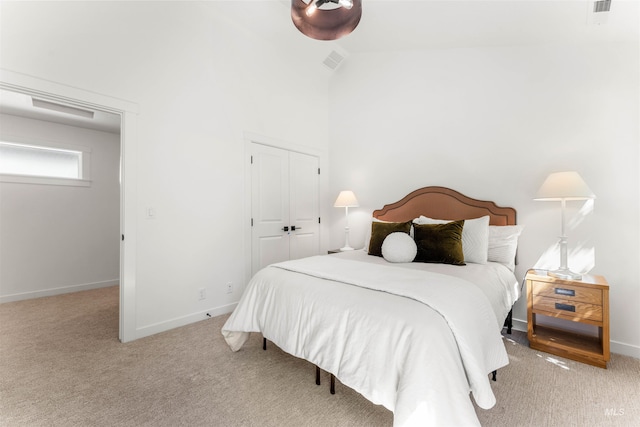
[334,0,639,53]
[1,1,637,133]
[224,0,639,53]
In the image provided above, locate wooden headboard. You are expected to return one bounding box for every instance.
[372,186,516,225]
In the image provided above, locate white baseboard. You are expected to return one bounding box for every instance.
[0,279,119,304]
[512,317,639,360]
[512,318,527,333]
[610,340,640,359]
[134,302,238,341]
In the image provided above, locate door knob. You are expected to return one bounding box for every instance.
[282,226,289,232]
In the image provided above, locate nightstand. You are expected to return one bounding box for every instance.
[526,270,610,368]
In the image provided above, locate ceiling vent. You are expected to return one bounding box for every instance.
[588,0,612,25]
[323,50,345,71]
[593,0,611,13]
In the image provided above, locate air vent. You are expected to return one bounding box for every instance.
[323,50,345,70]
[593,0,611,13]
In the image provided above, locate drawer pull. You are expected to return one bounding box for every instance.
[555,288,575,297]
[555,303,576,312]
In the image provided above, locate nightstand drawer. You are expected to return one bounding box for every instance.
[532,281,602,305]
[532,295,603,322]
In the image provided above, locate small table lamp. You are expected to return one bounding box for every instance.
[334,190,359,251]
[535,171,596,280]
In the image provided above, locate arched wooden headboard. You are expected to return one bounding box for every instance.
[372,186,516,225]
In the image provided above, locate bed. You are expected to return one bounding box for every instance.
[222,186,522,426]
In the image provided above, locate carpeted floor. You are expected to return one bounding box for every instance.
[0,286,638,426]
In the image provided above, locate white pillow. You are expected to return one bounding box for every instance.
[413,215,490,264]
[381,232,417,263]
[488,225,524,272]
[413,216,447,225]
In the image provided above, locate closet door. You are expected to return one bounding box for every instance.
[251,144,290,276]
[251,143,319,276]
[289,151,320,261]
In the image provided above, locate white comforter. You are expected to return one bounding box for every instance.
[222,255,510,426]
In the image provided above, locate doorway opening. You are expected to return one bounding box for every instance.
[0,71,138,342]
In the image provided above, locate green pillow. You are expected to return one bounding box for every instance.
[368,221,412,257]
[414,220,466,266]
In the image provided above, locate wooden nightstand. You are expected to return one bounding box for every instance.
[526,270,610,368]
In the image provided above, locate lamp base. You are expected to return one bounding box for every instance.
[547,268,582,281]
[339,246,354,251]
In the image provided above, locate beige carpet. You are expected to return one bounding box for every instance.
[0,286,638,426]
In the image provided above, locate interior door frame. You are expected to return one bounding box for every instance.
[0,69,139,342]
[243,132,329,285]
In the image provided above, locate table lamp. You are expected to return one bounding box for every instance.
[334,190,359,251]
[534,171,595,280]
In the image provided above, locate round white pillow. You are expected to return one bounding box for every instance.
[381,232,417,263]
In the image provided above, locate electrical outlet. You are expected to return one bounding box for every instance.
[226,282,233,294]
[198,288,206,300]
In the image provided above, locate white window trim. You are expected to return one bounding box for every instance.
[0,135,92,187]
[0,173,91,187]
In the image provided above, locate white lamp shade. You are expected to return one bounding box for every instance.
[334,190,359,208]
[534,171,595,201]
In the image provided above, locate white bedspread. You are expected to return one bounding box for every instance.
[332,249,520,330]
[222,255,510,426]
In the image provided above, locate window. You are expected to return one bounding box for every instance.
[0,141,91,186]
[1,142,81,178]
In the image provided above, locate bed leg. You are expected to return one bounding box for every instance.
[330,374,335,394]
[504,309,513,334]
[491,370,497,382]
[263,337,266,351]
[315,366,321,385]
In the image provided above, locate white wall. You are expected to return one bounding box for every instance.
[328,43,640,357]
[0,114,120,301]
[0,2,332,338]
[2,2,637,355]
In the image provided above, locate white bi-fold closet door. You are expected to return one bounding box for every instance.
[251,143,320,276]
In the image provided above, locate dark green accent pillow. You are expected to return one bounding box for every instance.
[414,220,466,266]
[368,221,412,257]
